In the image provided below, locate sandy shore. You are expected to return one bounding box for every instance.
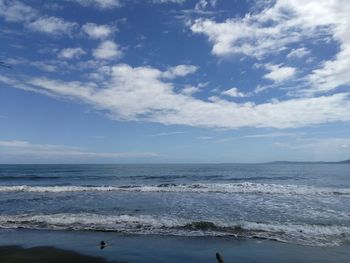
[0,246,120,263]
[0,229,349,262]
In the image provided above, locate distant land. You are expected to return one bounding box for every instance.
[267,159,350,164]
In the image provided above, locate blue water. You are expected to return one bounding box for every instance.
[0,164,349,247]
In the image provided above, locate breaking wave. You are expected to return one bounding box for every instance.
[0,183,349,196]
[0,213,349,247]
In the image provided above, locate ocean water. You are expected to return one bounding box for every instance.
[0,164,349,247]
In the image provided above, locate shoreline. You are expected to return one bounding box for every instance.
[0,229,349,262]
[0,246,116,263]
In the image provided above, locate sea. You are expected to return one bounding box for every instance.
[0,163,349,247]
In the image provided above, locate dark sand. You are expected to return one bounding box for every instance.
[0,229,349,262]
[0,246,122,263]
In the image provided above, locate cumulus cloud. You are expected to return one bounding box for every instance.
[195,0,217,11]
[263,64,296,83]
[82,23,114,39]
[162,65,198,79]
[58,48,86,59]
[92,40,122,60]
[2,63,350,130]
[1,0,350,133]
[308,47,350,93]
[0,0,37,22]
[190,0,350,94]
[190,15,296,59]
[27,16,78,35]
[181,85,200,95]
[189,1,335,58]
[69,0,122,9]
[0,1,77,36]
[221,87,246,97]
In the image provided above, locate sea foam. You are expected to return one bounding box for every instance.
[0,213,349,246]
[0,183,349,196]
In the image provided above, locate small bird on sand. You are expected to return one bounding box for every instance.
[100,240,107,249]
[216,252,224,263]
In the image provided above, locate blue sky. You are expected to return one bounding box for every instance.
[0,0,350,163]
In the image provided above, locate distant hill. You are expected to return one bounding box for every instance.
[267,159,350,164]
[337,159,350,164]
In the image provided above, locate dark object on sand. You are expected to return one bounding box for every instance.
[216,252,224,263]
[100,241,106,249]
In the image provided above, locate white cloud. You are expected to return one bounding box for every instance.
[190,0,350,94]
[152,0,186,4]
[190,16,298,59]
[0,1,78,36]
[58,48,86,60]
[0,0,37,22]
[0,140,80,150]
[243,132,299,139]
[82,23,114,39]
[2,63,350,130]
[92,40,122,60]
[162,65,198,79]
[150,131,185,137]
[189,1,329,58]
[27,16,78,35]
[180,81,205,96]
[195,0,217,11]
[196,136,213,140]
[217,132,300,143]
[181,85,199,95]
[263,64,296,83]
[308,47,350,93]
[287,47,310,58]
[221,87,246,97]
[69,0,122,9]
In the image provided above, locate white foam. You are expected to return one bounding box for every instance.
[0,183,349,196]
[235,221,350,246]
[0,213,184,233]
[0,213,349,246]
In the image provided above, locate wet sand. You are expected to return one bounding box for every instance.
[0,246,121,263]
[0,229,349,263]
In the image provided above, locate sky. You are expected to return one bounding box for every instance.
[0,0,350,163]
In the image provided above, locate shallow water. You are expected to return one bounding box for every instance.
[0,164,349,246]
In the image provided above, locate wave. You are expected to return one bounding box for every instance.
[0,183,349,196]
[0,175,298,181]
[0,175,116,181]
[0,176,62,180]
[0,213,348,246]
[226,176,300,181]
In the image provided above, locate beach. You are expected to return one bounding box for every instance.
[0,164,349,262]
[2,0,350,261]
[1,229,350,263]
[0,245,112,263]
